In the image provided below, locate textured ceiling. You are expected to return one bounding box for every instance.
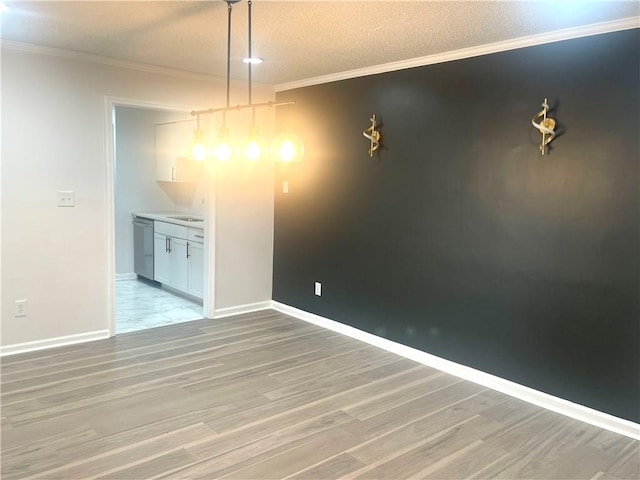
[1,1,638,85]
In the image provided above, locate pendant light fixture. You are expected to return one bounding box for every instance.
[272,127,304,162]
[212,125,233,161]
[242,123,267,161]
[240,0,267,161]
[210,0,238,162]
[190,0,303,163]
[191,114,207,161]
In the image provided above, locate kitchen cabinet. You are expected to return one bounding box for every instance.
[155,121,200,182]
[153,233,171,285]
[153,221,204,299]
[169,236,189,293]
[187,241,204,298]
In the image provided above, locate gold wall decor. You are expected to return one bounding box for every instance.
[363,114,381,157]
[531,98,556,155]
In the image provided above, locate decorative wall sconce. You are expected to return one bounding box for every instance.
[363,114,381,157]
[531,98,556,155]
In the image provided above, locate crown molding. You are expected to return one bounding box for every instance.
[0,39,229,86]
[2,16,638,93]
[275,16,640,92]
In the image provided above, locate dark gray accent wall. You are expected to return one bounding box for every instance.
[273,29,640,422]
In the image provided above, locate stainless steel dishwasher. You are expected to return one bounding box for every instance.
[133,217,154,281]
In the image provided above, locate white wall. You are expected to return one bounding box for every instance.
[214,128,277,309]
[1,46,275,348]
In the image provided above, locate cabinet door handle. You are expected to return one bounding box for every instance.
[194,234,204,239]
[165,237,169,253]
[186,242,190,259]
[167,237,172,253]
[171,166,176,182]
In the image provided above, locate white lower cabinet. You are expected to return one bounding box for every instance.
[169,236,189,293]
[153,221,203,299]
[187,241,204,298]
[153,233,171,285]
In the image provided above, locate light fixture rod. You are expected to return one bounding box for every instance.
[226,1,232,109]
[248,0,252,107]
[190,99,296,117]
[223,0,234,125]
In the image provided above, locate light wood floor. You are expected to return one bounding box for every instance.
[1,310,638,479]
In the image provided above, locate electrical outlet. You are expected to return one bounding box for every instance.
[283,181,289,194]
[57,191,75,207]
[314,282,322,296]
[15,300,27,317]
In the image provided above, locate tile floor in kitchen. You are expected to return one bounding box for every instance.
[115,278,204,334]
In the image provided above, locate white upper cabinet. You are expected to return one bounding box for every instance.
[155,121,201,182]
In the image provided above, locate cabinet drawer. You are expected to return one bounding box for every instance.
[188,228,205,243]
[154,221,188,239]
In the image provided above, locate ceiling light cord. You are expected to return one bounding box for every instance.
[248,0,253,107]
[224,0,233,126]
[248,0,256,125]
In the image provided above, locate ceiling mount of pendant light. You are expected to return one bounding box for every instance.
[191,0,303,163]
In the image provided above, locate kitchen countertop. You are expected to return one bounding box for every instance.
[133,212,204,229]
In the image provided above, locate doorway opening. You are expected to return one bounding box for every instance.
[107,99,214,336]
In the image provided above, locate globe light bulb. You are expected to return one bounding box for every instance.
[214,141,233,161]
[192,142,207,161]
[244,140,262,161]
[241,125,266,161]
[272,131,304,162]
[212,127,233,161]
[278,140,296,162]
[191,129,207,161]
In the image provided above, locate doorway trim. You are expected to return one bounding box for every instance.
[104,96,215,337]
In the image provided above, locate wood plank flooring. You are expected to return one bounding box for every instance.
[1,310,638,479]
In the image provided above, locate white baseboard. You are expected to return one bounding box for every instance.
[115,273,137,281]
[0,300,271,356]
[0,330,110,357]
[214,301,272,319]
[271,301,640,441]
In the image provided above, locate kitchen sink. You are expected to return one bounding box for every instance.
[167,215,203,222]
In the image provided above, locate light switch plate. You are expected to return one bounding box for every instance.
[283,181,289,194]
[315,282,322,296]
[57,191,75,207]
[15,300,26,317]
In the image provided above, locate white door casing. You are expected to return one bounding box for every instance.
[105,96,215,337]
